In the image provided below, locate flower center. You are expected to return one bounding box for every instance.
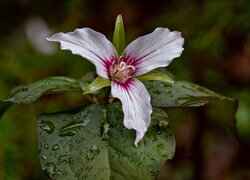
[110,56,135,83]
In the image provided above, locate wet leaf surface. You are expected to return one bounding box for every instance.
[145,80,233,107]
[145,80,238,139]
[37,103,175,179]
[4,76,86,104]
[37,107,87,180]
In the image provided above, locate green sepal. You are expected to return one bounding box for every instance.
[137,70,174,83]
[113,14,125,56]
[83,76,111,95]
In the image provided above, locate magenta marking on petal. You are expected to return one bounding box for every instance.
[113,78,134,104]
[125,36,183,67]
[124,54,143,67]
[104,56,117,79]
[113,78,134,93]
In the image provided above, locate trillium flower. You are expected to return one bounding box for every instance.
[47,27,184,146]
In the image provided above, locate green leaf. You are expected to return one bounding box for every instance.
[113,14,125,56]
[37,107,85,180]
[145,80,233,107]
[137,70,174,83]
[37,103,175,179]
[83,76,111,94]
[145,80,238,158]
[4,76,86,104]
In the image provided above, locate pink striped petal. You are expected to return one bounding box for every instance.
[123,28,184,76]
[47,28,117,78]
[111,78,152,146]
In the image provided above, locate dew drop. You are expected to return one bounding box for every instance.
[52,144,59,151]
[91,144,97,151]
[40,121,55,134]
[166,89,171,93]
[54,153,59,158]
[43,162,61,179]
[159,121,169,128]
[22,87,28,92]
[44,143,49,149]
[58,118,90,137]
[80,111,87,117]
[75,138,82,144]
[91,144,100,155]
[41,154,47,160]
[58,155,72,165]
[85,165,93,173]
[84,144,100,161]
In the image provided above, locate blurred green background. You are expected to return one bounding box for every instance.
[0,0,250,179]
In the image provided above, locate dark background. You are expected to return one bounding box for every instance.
[0,0,250,179]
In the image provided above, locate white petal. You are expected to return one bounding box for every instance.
[111,78,152,146]
[123,28,184,76]
[47,28,117,78]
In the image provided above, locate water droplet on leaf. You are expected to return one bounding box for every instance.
[165,89,171,94]
[52,144,59,151]
[40,121,55,134]
[159,121,169,128]
[58,118,90,137]
[80,111,87,117]
[43,162,61,179]
[58,155,72,165]
[22,87,28,92]
[44,143,49,149]
[41,154,46,160]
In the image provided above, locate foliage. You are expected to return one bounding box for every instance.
[37,103,175,179]
[0,71,238,179]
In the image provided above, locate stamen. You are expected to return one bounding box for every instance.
[120,62,126,70]
[111,61,116,68]
[118,56,124,64]
[110,56,135,83]
[126,65,135,71]
[126,58,134,65]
